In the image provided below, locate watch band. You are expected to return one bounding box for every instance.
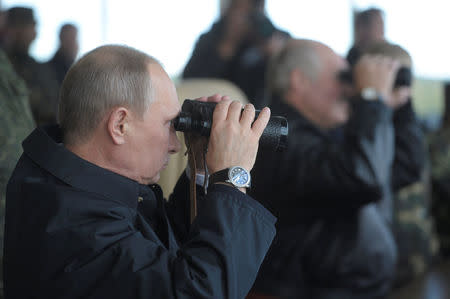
[208,168,230,186]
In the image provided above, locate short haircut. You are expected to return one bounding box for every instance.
[59,45,159,146]
[6,6,36,27]
[267,39,321,97]
[364,41,412,67]
[59,23,77,39]
[354,7,384,29]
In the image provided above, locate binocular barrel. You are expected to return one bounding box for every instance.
[173,100,288,152]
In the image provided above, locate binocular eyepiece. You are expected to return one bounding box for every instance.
[173,100,288,152]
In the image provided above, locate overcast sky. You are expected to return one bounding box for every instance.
[3,0,449,80]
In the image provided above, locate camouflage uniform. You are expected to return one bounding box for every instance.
[7,50,60,126]
[392,166,440,287]
[0,48,35,297]
[391,102,439,287]
[428,126,450,257]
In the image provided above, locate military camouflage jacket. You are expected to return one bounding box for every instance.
[0,48,35,253]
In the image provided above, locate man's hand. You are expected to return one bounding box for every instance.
[390,86,411,109]
[353,55,401,106]
[206,100,271,174]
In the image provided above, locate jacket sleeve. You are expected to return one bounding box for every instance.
[273,100,394,209]
[391,101,426,191]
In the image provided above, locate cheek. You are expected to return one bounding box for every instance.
[316,88,338,114]
[139,123,171,165]
[151,129,171,159]
[326,88,349,121]
[336,101,350,120]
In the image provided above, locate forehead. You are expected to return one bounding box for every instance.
[318,45,347,73]
[147,64,180,114]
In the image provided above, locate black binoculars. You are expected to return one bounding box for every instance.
[173,100,288,152]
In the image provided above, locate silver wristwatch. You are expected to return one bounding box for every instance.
[209,166,251,188]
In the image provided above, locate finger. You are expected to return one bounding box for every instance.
[395,87,411,102]
[386,59,400,86]
[227,100,243,122]
[212,98,232,123]
[240,103,256,127]
[194,96,208,102]
[252,107,271,137]
[390,59,401,73]
[206,94,223,103]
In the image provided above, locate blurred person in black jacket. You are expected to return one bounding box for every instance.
[248,39,410,299]
[183,0,289,108]
[356,42,437,286]
[3,44,276,298]
[47,23,79,87]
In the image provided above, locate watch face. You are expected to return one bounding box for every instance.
[361,87,378,101]
[228,166,250,188]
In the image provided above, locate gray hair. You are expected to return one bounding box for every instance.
[267,39,322,97]
[59,45,159,145]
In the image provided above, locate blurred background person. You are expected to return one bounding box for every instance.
[1,6,59,126]
[248,39,401,298]
[347,7,385,67]
[0,2,35,298]
[183,0,289,108]
[360,41,439,288]
[47,23,79,88]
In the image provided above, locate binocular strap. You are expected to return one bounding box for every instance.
[185,136,208,224]
[186,139,198,224]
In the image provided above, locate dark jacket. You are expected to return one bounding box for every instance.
[346,45,362,67]
[47,49,74,87]
[3,126,276,299]
[250,98,397,298]
[183,19,288,109]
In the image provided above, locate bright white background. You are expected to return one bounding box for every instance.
[2,0,449,80]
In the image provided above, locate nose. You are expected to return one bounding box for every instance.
[169,127,181,154]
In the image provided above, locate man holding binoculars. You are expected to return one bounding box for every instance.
[3,45,276,298]
[249,39,408,298]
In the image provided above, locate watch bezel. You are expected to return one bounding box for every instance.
[227,166,251,188]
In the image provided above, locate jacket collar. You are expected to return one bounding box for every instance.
[22,125,158,210]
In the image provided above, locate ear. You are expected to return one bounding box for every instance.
[107,107,130,145]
